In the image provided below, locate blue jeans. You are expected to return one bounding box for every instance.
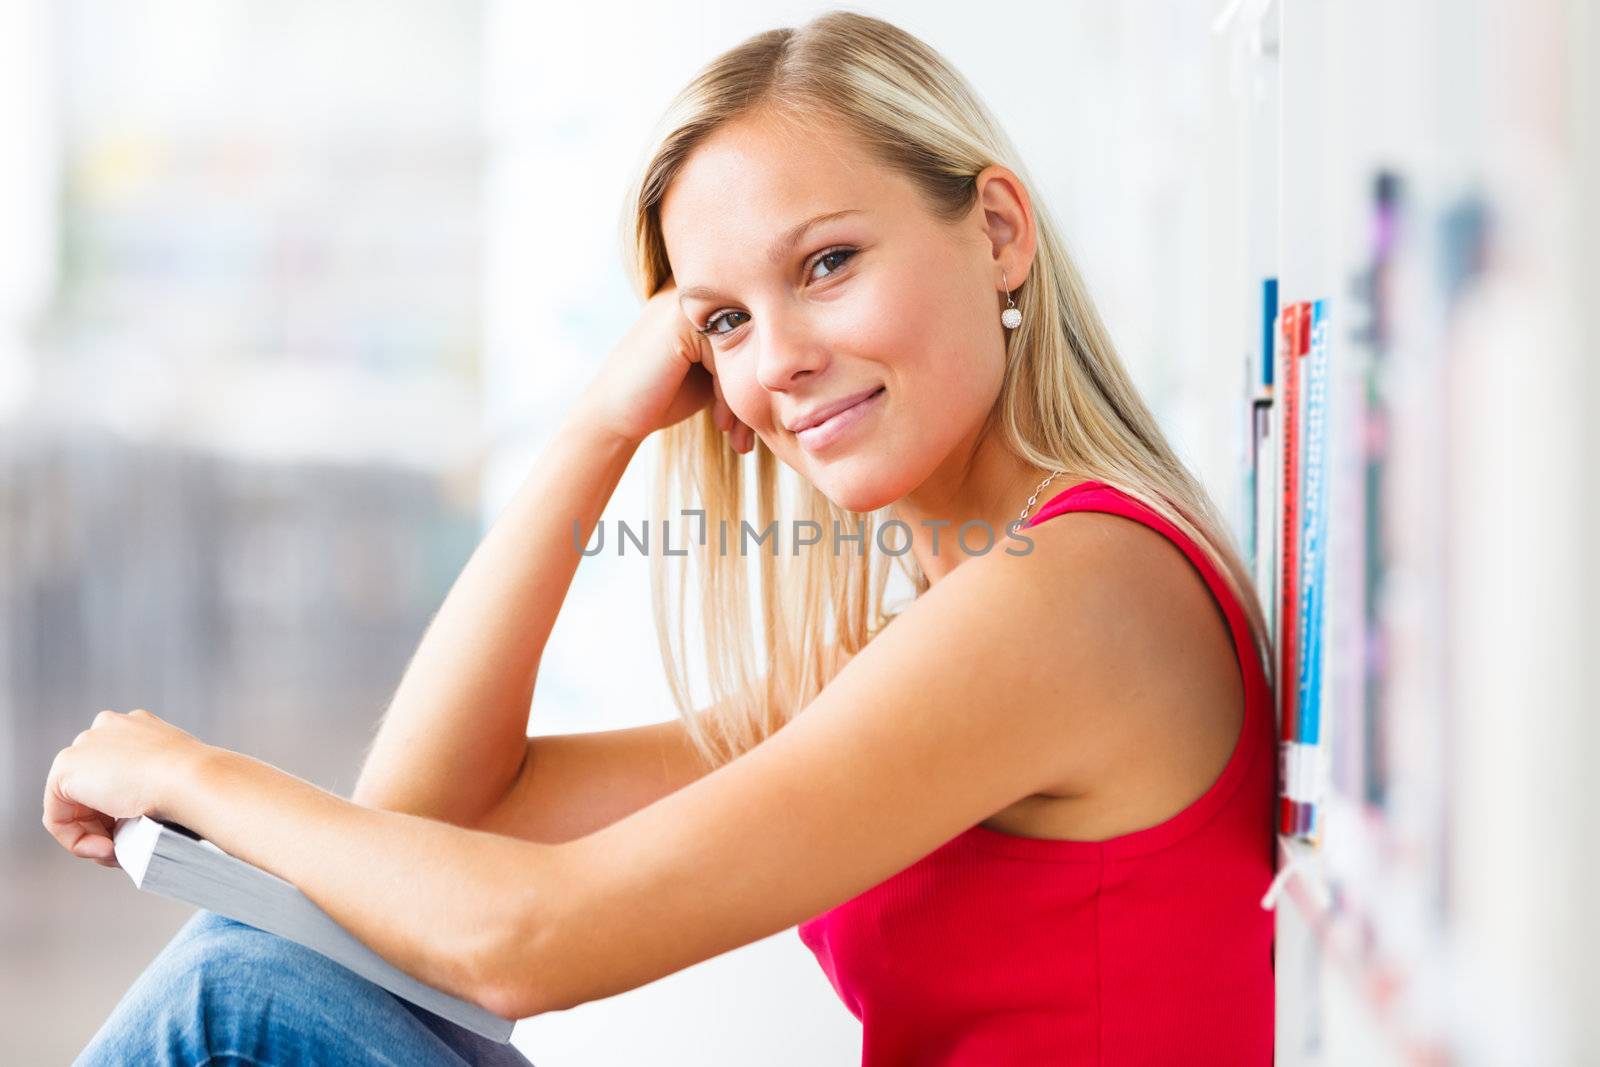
[74,909,538,1066]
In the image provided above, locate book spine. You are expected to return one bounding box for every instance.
[1293,299,1332,838]
[1250,396,1273,578]
[1261,277,1279,390]
[1276,302,1305,835]
[1248,277,1279,580]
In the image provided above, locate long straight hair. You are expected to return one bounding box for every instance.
[619,10,1273,772]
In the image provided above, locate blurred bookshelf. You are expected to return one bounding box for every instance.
[1211,0,1599,1064]
[0,431,483,826]
[0,0,490,837]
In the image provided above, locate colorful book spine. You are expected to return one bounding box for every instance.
[1276,301,1310,836]
[1292,299,1332,838]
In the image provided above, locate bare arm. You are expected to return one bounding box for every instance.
[350,396,640,827]
[474,718,712,846]
[351,279,732,828]
[474,638,862,845]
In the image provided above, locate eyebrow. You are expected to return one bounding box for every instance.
[676,208,865,307]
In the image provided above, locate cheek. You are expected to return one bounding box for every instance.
[850,257,990,402]
[826,267,939,374]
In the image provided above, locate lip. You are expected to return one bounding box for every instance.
[786,386,886,433]
[792,386,886,453]
[787,388,889,435]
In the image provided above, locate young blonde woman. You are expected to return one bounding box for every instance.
[49,11,1276,1065]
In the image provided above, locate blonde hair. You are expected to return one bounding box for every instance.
[619,10,1273,772]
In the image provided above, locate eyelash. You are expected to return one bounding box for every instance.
[695,246,858,339]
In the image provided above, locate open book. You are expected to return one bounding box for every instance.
[111,814,517,1044]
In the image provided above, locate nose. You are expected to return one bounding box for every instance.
[754,309,829,393]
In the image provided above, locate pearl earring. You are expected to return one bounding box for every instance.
[1000,268,1022,329]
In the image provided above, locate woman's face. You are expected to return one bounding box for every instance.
[659,111,1010,513]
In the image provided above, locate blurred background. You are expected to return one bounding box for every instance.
[2,1,1595,1065]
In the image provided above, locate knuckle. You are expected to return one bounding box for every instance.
[94,709,119,726]
[673,337,702,367]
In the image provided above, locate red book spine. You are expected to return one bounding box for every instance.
[1276,302,1307,835]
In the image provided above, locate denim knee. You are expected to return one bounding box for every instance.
[75,910,535,1067]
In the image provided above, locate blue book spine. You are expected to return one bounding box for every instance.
[1296,300,1332,748]
[1261,277,1278,388]
[1247,278,1278,577]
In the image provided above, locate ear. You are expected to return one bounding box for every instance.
[974,164,1038,292]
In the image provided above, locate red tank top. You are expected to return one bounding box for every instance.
[797,480,1276,1065]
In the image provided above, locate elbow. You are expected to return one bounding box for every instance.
[474,845,584,1020]
[476,917,572,1021]
[475,976,534,1023]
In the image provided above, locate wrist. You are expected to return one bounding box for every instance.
[567,391,647,452]
[165,743,239,823]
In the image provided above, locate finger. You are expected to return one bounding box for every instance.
[41,754,105,853]
[42,797,100,854]
[709,372,732,432]
[41,753,77,844]
[55,816,112,859]
[77,810,114,839]
[673,323,709,369]
[72,833,114,862]
[683,361,716,416]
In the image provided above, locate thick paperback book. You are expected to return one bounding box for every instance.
[111,814,517,1044]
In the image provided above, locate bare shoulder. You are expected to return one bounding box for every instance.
[1010,506,1233,644]
[966,505,1244,803]
[977,505,1223,640]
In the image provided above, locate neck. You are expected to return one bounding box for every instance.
[890,426,1080,587]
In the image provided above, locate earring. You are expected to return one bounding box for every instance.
[1000,268,1022,329]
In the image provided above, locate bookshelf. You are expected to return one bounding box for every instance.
[0,1,492,831]
[1211,0,1600,1063]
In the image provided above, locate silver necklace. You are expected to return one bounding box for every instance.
[1016,469,1068,527]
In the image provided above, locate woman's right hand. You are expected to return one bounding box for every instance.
[578,279,756,452]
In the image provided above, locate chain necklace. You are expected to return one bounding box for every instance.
[1016,469,1068,527]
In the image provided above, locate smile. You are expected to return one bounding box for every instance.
[794,386,886,454]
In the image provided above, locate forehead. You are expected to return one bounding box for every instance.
[659,113,903,281]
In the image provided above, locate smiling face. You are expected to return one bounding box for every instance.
[659,109,1011,513]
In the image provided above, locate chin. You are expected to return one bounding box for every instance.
[804,460,908,514]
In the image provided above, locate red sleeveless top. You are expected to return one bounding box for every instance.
[797,480,1276,1065]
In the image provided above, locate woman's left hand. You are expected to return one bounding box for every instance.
[42,708,214,869]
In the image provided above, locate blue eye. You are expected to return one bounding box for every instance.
[697,246,858,341]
